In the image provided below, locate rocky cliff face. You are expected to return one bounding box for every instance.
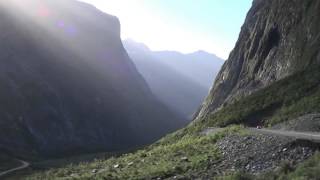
[197,0,320,120]
[0,0,184,157]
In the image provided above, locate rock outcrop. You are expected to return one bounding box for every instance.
[197,0,320,120]
[0,0,184,157]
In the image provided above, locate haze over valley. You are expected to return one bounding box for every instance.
[124,39,224,119]
[1,0,320,179]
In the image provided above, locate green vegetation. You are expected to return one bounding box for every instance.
[221,152,320,180]
[200,65,320,128]
[25,66,320,179]
[27,127,243,180]
[31,152,119,170]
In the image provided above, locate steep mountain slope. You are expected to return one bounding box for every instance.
[0,0,184,157]
[197,0,320,119]
[20,0,320,179]
[124,40,223,119]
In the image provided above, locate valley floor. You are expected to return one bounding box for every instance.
[21,126,320,180]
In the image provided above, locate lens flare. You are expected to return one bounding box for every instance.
[57,20,65,28]
[37,5,50,18]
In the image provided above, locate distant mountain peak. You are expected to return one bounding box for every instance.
[123,39,151,52]
[192,50,210,54]
[124,40,224,119]
[188,50,223,61]
[123,39,224,61]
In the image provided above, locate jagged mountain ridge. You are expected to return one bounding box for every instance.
[124,39,224,119]
[0,0,184,157]
[197,0,320,120]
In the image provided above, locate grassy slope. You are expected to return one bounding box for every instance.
[26,127,244,180]
[26,66,320,179]
[200,65,320,128]
[26,127,229,179]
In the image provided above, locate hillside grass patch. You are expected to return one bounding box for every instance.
[202,66,320,128]
[27,127,243,180]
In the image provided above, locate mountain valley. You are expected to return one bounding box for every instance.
[1,0,320,179]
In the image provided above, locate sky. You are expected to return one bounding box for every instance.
[79,0,252,59]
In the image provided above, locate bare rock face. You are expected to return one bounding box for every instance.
[197,0,320,120]
[0,0,184,157]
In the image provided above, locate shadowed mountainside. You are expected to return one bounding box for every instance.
[0,0,184,157]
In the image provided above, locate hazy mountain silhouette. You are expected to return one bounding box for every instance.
[124,39,224,119]
[153,50,224,89]
[0,0,184,157]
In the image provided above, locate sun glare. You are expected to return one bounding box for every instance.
[1,0,50,20]
[2,0,250,59]
[79,0,233,59]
